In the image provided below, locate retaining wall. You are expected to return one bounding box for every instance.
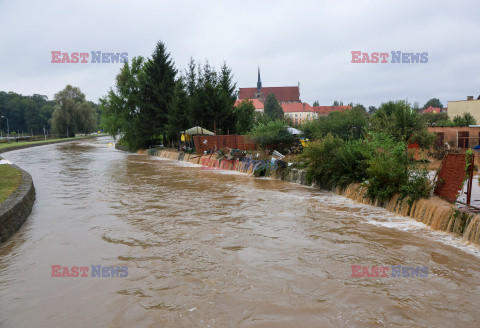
[0,162,35,243]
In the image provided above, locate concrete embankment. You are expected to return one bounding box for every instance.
[0,162,35,243]
[145,149,480,246]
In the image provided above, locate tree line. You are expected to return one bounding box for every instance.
[0,88,100,138]
[100,41,256,151]
[0,92,55,136]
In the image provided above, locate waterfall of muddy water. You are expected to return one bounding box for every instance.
[1,137,480,328]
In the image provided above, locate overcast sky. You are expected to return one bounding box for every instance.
[1,0,479,108]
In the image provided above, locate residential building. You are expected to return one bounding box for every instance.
[429,126,480,148]
[448,95,480,123]
[282,103,316,125]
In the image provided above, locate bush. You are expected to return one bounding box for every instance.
[249,120,295,151]
[453,112,476,126]
[301,134,372,190]
[369,100,434,149]
[421,112,449,126]
[300,108,367,141]
[365,133,432,204]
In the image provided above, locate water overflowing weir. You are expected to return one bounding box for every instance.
[152,149,480,246]
[340,184,480,245]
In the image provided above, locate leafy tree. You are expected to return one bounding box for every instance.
[249,120,294,151]
[369,100,434,149]
[413,101,421,113]
[436,119,454,127]
[312,100,319,106]
[352,103,366,112]
[254,111,271,125]
[235,99,255,134]
[368,106,377,114]
[301,108,367,141]
[423,98,443,109]
[100,56,146,149]
[23,98,40,135]
[462,112,476,125]
[51,85,96,137]
[264,93,284,121]
[453,112,476,126]
[421,112,449,126]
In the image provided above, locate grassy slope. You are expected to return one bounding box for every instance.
[0,165,21,204]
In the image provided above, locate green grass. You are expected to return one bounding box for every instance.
[0,165,21,204]
[0,135,104,151]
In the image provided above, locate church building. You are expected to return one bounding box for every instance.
[238,68,301,104]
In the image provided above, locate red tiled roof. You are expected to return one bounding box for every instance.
[238,86,300,102]
[281,102,313,113]
[422,106,446,114]
[312,105,351,115]
[234,98,264,109]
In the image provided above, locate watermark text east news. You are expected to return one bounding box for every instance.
[351,51,428,63]
[51,51,128,63]
[51,265,128,277]
[351,265,429,277]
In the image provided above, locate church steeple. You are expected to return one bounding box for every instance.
[256,66,262,92]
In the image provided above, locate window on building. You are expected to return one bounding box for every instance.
[458,131,469,148]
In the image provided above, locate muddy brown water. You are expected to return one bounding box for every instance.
[1,137,480,328]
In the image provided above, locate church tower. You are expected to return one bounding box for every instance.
[257,66,262,91]
[254,66,265,103]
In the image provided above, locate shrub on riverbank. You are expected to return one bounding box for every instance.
[301,134,372,190]
[301,132,434,204]
[365,133,433,204]
[249,120,295,152]
[301,108,368,140]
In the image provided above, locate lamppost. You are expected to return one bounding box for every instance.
[0,116,9,143]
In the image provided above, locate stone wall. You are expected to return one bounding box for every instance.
[0,163,36,243]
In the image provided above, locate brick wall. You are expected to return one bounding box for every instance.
[193,135,256,154]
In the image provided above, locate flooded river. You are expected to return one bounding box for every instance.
[1,137,480,327]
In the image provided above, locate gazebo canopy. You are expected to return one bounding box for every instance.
[181,126,214,135]
[285,126,302,135]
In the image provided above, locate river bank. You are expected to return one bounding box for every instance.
[0,135,104,154]
[0,135,103,243]
[0,159,35,243]
[0,160,21,204]
[145,148,480,247]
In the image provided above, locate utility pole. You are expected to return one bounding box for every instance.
[43,126,47,140]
